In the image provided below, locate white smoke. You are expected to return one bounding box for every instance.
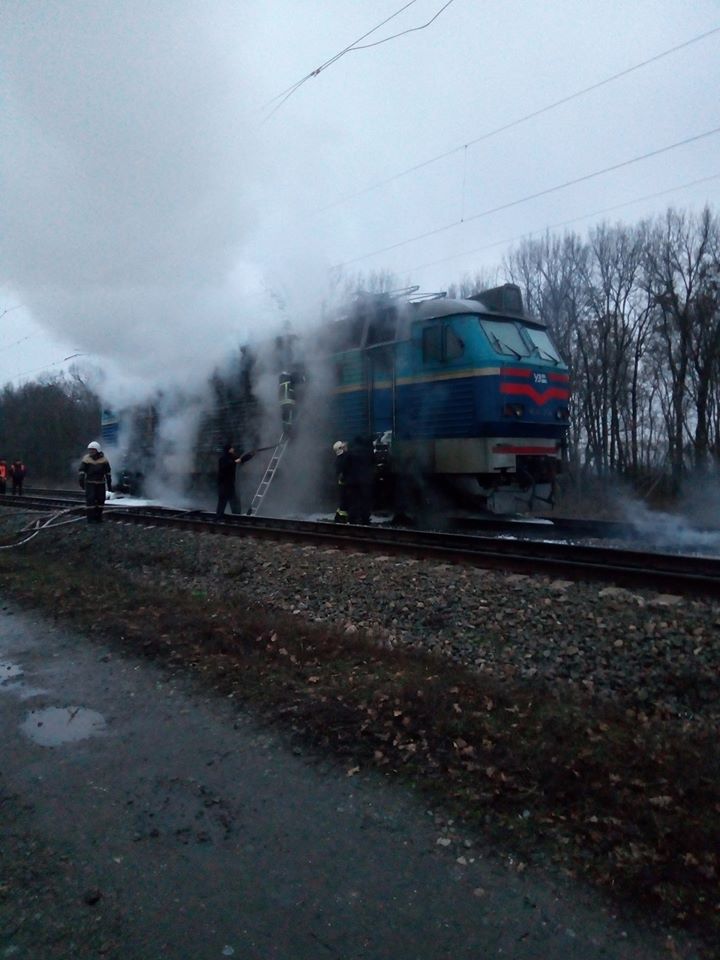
[621,489,720,556]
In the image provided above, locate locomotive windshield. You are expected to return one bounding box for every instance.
[479,318,530,358]
[523,327,562,364]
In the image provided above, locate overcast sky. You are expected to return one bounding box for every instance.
[1,0,719,397]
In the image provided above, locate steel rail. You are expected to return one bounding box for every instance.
[3,495,720,598]
[19,488,718,542]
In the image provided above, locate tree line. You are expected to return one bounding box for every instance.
[503,206,720,491]
[0,373,100,484]
[3,204,718,494]
[353,204,720,494]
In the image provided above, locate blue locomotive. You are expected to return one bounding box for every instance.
[98,283,570,515]
[325,283,570,512]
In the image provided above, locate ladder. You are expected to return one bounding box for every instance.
[246,433,288,517]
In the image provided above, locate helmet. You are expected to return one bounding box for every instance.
[87,441,102,452]
[332,441,345,456]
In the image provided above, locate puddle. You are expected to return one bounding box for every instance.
[0,661,24,684]
[20,706,107,746]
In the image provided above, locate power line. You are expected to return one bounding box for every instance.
[335,125,720,269]
[11,353,84,383]
[403,172,720,275]
[318,25,720,213]
[264,0,458,120]
[343,0,457,52]
[263,0,421,119]
[0,305,23,322]
[1,333,35,351]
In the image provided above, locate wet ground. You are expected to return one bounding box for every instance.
[0,602,699,959]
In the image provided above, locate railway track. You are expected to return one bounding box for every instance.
[3,493,720,599]
[21,487,717,542]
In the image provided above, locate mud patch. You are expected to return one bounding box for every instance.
[20,706,106,746]
[128,775,234,845]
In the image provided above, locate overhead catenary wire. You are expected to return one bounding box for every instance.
[334,125,720,269]
[264,0,420,109]
[404,172,720,275]
[338,0,457,52]
[317,24,720,213]
[11,352,85,382]
[1,333,36,351]
[263,0,457,120]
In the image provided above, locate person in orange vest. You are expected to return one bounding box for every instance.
[9,460,26,496]
[0,460,7,495]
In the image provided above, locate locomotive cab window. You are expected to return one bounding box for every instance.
[366,306,398,346]
[445,325,464,360]
[422,325,443,362]
[523,327,562,364]
[421,322,464,363]
[479,318,529,358]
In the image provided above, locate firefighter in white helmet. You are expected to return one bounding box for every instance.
[78,441,112,524]
[333,441,349,523]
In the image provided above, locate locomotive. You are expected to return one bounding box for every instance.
[100,283,570,515]
[323,283,570,513]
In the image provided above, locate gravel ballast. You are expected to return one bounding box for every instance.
[101,521,720,726]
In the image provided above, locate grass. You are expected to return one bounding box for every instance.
[1,526,718,956]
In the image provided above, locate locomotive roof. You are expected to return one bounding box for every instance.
[404,296,548,330]
[320,283,548,353]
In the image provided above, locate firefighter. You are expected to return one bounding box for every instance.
[78,442,112,523]
[278,371,295,430]
[278,367,305,431]
[333,441,349,523]
[9,459,26,496]
[0,460,7,495]
[216,443,254,519]
[345,436,375,524]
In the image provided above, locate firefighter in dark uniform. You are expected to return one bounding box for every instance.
[333,441,349,523]
[278,366,305,432]
[216,443,254,519]
[10,460,26,495]
[345,436,375,524]
[78,442,112,523]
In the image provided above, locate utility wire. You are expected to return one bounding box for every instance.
[1,333,35,351]
[264,0,420,108]
[404,172,720,275]
[342,0,457,52]
[263,0,420,118]
[264,0,457,120]
[11,352,84,382]
[318,25,720,213]
[335,125,720,269]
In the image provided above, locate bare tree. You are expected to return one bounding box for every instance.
[642,207,720,488]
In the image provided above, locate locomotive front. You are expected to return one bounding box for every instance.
[330,283,570,514]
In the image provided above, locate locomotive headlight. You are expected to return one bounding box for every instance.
[503,403,524,418]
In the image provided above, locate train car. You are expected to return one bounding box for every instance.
[100,405,158,496]
[100,408,120,449]
[326,283,570,512]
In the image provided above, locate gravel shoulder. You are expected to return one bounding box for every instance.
[116,523,720,725]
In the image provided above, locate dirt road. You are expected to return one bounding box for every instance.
[0,602,695,959]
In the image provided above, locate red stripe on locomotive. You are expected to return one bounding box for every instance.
[499,383,570,405]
